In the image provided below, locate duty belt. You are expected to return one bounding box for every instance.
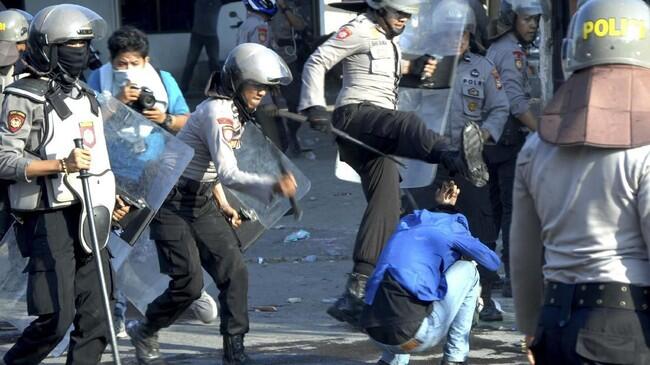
[545,281,650,321]
[175,177,215,196]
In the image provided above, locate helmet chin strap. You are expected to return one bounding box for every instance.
[375,8,404,38]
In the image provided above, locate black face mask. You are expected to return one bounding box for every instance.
[57,44,89,78]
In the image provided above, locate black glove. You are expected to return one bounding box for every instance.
[305,106,331,133]
[410,54,435,77]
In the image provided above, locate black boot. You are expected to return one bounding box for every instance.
[326,273,368,328]
[126,320,167,365]
[223,334,251,365]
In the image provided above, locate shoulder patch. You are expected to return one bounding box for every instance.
[7,110,26,133]
[491,68,503,90]
[336,26,352,40]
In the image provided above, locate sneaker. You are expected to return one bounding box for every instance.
[190,290,219,324]
[126,320,166,365]
[461,121,489,188]
[479,299,503,322]
[376,361,390,365]
[115,316,128,339]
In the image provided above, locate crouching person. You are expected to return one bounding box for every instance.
[360,181,501,365]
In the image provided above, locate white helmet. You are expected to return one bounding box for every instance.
[366,0,422,15]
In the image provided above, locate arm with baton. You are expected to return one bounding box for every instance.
[73,138,122,365]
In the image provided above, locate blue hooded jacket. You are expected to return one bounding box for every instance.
[365,209,501,304]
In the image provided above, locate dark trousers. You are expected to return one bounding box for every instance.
[180,33,220,92]
[146,185,249,335]
[4,205,113,365]
[333,103,449,276]
[0,180,13,238]
[484,144,521,279]
[531,306,650,364]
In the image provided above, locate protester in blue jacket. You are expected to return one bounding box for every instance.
[361,181,501,365]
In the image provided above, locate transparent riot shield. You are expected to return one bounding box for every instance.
[99,93,195,245]
[117,122,311,315]
[229,122,311,228]
[398,0,472,188]
[0,94,195,356]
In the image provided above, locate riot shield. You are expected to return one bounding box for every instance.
[398,0,473,188]
[116,122,311,315]
[99,93,195,245]
[229,122,311,228]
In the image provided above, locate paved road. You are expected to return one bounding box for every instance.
[1,128,529,364]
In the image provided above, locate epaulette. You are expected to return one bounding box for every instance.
[3,77,48,104]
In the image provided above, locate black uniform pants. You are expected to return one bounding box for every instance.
[484,143,522,279]
[531,306,650,364]
[145,185,249,336]
[4,205,114,365]
[0,180,13,238]
[333,103,450,276]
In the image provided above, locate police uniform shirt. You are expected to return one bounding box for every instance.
[447,52,509,148]
[237,12,273,47]
[299,12,401,111]
[176,98,276,202]
[486,32,531,117]
[510,134,650,335]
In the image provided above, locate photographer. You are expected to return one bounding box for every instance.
[87,26,190,133]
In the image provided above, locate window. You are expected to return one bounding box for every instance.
[120,0,194,33]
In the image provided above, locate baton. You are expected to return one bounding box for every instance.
[277,110,407,168]
[74,139,122,365]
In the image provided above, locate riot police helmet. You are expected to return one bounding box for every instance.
[242,0,278,17]
[0,9,32,43]
[26,4,106,74]
[562,0,650,73]
[221,42,292,99]
[430,0,477,56]
[366,0,421,15]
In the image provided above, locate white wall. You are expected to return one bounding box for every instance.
[24,1,246,85]
[320,0,359,35]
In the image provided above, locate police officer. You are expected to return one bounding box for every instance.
[432,1,509,324]
[0,5,126,364]
[484,0,542,308]
[300,0,487,327]
[511,1,650,363]
[126,43,296,365]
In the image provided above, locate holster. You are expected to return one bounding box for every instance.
[498,116,528,146]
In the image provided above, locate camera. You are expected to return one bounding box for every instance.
[131,86,157,112]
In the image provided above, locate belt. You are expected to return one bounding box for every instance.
[175,177,215,196]
[545,281,650,312]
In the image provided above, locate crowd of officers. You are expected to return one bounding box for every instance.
[0,0,648,365]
